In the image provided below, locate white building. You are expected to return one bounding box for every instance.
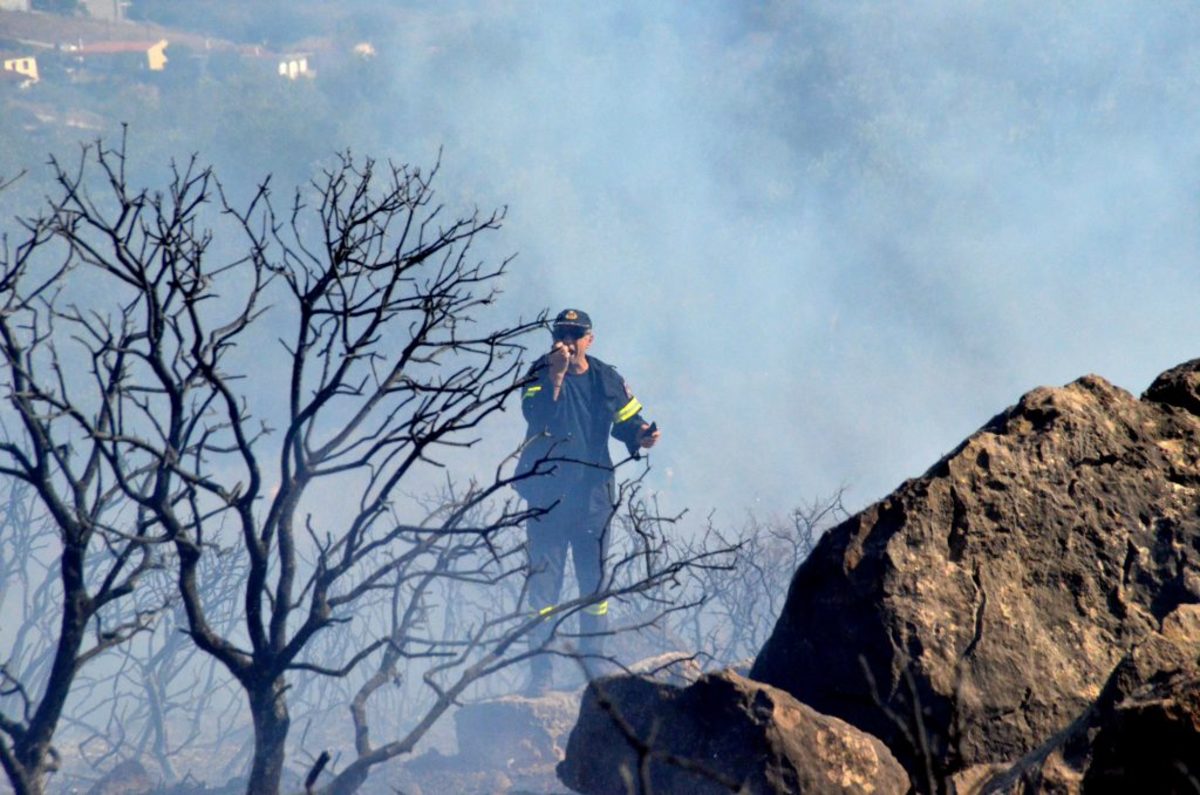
[278,55,311,80]
[0,0,33,12]
[3,55,38,82]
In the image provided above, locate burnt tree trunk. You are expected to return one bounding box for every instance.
[2,543,92,795]
[245,676,290,795]
[0,757,43,795]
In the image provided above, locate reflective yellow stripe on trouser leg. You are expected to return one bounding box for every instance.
[536,602,606,617]
[583,600,609,616]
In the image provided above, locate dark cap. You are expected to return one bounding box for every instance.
[552,308,592,330]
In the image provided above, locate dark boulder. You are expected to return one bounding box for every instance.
[1143,357,1200,418]
[1079,606,1200,793]
[963,603,1200,793]
[557,669,909,795]
[751,366,1200,782]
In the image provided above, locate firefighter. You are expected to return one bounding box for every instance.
[514,308,660,694]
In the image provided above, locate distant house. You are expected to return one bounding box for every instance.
[2,53,37,83]
[277,54,311,80]
[0,0,32,11]
[147,38,167,70]
[69,38,168,71]
[230,44,312,81]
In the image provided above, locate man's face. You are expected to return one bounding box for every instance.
[553,326,593,359]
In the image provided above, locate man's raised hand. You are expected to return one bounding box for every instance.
[548,341,572,379]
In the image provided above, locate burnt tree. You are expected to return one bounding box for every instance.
[0,138,541,794]
[1,139,730,795]
[0,192,162,793]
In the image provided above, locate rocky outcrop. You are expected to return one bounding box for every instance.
[398,692,578,794]
[961,603,1200,794]
[396,655,700,795]
[751,360,1200,782]
[455,691,580,771]
[558,669,909,795]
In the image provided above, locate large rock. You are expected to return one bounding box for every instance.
[965,603,1200,794]
[558,669,909,794]
[399,691,578,794]
[398,654,702,795]
[752,361,1200,781]
[455,691,580,770]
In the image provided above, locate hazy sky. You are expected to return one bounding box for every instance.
[336,1,1200,521]
[10,1,1200,524]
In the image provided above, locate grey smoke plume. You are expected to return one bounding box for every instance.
[332,1,1200,517]
[11,1,1200,518]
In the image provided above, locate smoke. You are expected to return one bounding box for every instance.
[8,0,1200,519]
[315,1,1200,518]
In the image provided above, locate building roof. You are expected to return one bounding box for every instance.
[70,40,163,54]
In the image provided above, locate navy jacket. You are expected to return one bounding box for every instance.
[514,354,647,506]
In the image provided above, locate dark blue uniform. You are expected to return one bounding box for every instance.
[514,353,648,658]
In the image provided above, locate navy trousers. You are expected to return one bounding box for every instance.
[526,477,615,657]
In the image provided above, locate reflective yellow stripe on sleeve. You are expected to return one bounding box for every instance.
[523,385,543,399]
[614,398,642,424]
